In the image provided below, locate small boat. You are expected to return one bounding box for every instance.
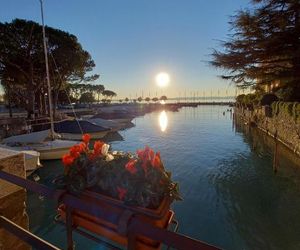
[0,145,41,174]
[2,130,79,160]
[54,120,111,140]
[91,111,134,124]
[87,118,126,132]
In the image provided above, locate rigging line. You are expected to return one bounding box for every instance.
[48,50,84,135]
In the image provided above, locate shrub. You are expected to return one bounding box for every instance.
[271,101,300,122]
[260,94,278,106]
[236,94,246,104]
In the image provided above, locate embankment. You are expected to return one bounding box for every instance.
[234,102,300,157]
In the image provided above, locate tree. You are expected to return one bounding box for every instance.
[0,19,99,117]
[93,84,105,103]
[102,90,117,101]
[152,97,159,103]
[211,0,300,100]
[79,92,95,103]
[137,96,143,102]
[125,97,129,103]
[160,95,167,101]
[145,97,150,103]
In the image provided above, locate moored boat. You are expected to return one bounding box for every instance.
[1,130,79,160]
[88,118,127,132]
[54,120,111,140]
[91,111,135,123]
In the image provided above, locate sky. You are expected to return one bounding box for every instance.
[0,0,251,98]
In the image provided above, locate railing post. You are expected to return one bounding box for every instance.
[127,231,137,250]
[66,206,74,250]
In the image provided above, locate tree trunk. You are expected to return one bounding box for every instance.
[7,88,12,118]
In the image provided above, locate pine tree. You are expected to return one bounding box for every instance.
[211,0,300,100]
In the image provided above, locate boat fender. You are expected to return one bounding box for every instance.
[117,209,134,236]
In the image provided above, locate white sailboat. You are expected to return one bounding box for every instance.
[1,130,78,160]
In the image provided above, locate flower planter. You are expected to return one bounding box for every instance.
[59,136,181,249]
[58,190,174,250]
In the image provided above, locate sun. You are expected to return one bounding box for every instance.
[156,72,170,88]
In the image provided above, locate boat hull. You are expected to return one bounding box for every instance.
[111,118,133,124]
[32,140,79,160]
[38,147,72,160]
[59,131,109,141]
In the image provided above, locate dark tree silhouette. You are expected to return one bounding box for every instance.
[0,19,98,116]
[211,0,300,100]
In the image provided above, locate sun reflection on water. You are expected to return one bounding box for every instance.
[159,110,168,132]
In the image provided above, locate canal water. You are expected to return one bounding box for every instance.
[27,106,300,250]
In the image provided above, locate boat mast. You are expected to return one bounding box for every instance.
[40,0,55,140]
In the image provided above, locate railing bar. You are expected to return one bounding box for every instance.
[128,219,220,250]
[0,171,58,198]
[0,216,60,250]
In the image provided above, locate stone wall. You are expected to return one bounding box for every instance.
[235,106,300,157]
[0,148,30,250]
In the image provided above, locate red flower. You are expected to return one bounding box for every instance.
[69,144,84,159]
[82,134,91,144]
[117,187,127,200]
[62,154,74,166]
[125,159,137,174]
[94,141,104,155]
[137,146,160,172]
[151,152,162,169]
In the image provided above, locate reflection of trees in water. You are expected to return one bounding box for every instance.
[235,119,300,168]
[208,120,300,249]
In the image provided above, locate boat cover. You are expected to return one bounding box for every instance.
[2,130,52,144]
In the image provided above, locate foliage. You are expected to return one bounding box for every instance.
[0,19,99,116]
[160,95,167,101]
[79,92,95,103]
[271,101,300,122]
[61,134,181,208]
[152,97,159,102]
[211,0,300,100]
[102,90,117,99]
[260,94,278,106]
[145,97,150,102]
[69,83,104,103]
[275,87,295,101]
[236,93,262,107]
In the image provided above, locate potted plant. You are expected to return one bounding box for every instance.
[58,134,181,249]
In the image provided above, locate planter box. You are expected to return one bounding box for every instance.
[58,190,174,250]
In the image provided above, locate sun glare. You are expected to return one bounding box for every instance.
[159,110,168,132]
[156,72,170,88]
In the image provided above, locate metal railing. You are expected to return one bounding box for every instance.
[0,170,220,250]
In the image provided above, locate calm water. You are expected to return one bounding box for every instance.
[27,106,300,250]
